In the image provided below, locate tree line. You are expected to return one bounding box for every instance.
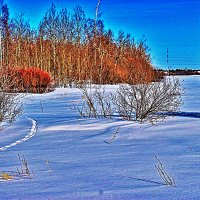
[158,69,200,76]
[0,1,158,86]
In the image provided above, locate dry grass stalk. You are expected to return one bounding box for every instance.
[16,154,34,179]
[155,156,176,187]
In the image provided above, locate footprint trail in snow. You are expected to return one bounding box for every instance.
[0,118,37,151]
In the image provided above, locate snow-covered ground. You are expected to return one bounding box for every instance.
[0,76,200,200]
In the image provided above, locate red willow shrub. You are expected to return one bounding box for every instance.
[0,67,53,93]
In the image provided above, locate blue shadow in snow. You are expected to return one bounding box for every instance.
[167,112,200,119]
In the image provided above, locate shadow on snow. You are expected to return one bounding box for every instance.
[167,112,200,119]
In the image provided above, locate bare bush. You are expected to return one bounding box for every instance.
[0,68,17,92]
[112,77,183,122]
[0,68,22,130]
[0,93,22,129]
[78,83,113,118]
[78,77,183,123]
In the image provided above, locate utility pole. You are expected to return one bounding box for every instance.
[167,48,170,75]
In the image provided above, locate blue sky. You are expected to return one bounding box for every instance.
[5,0,200,69]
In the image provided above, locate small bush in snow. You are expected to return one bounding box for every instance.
[79,77,183,123]
[0,92,22,130]
[112,77,183,123]
[78,84,113,118]
[0,68,22,130]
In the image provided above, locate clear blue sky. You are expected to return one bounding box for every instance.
[5,0,200,69]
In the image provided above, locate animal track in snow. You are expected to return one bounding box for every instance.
[0,118,37,151]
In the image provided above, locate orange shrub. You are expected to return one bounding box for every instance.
[1,67,53,93]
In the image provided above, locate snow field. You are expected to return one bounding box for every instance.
[0,76,200,199]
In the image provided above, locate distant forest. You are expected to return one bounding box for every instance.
[0,1,160,86]
[159,69,200,76]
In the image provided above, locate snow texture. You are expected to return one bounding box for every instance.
[0,76,200,200]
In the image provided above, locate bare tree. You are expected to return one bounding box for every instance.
[0,0,5,68]
[39,3,59,80]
